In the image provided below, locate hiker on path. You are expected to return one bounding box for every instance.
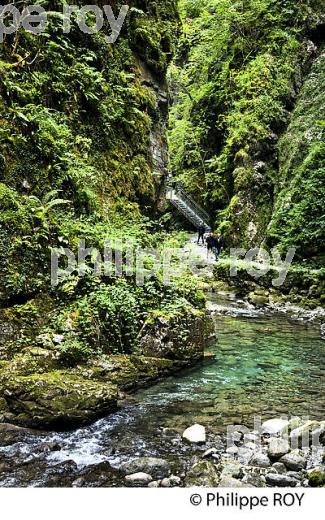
[216,233,224,260]
[211,233,220,261]
[197,224,205,245]
[206,232,215,259]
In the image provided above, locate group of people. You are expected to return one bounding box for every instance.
[197,224,224,261]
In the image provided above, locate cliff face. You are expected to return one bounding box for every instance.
[0,0,179,303]
[168,0,325,265]
[266,49,325,260]
[0,2,213,429]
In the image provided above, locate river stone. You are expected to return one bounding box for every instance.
[182,424,206,444]
[268,438,290,459]
[287,471,303,480]
[312,422,325,446]
[308,468,325,487]
[226,446,239,455]
[237,447,254,465]
[272,462,287,474]
[161,475,181,487]
[125,472,153,486]
[249,452,271,468]
[245,441,258,451]
[279,450,307,471]
[244,433,259,443]
[290,421,320,448]
[261,419,289,436]
[288,417,305,431]
[242,471,266,487]
[202,448,219,459]
[266,473,298,487]
[219,476,250,487]
[38,442,62,453]
[230,431,244,444]
[219,461,243,480]
[43,460,79,487]
[73,461,120,487]
[120,457,170,480]
[184,460,219,487]
[148,481,160,488]
[0,423,37,446]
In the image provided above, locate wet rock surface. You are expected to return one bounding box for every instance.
[120,457,171,480]
[1,300,324,488]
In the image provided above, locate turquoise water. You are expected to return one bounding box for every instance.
[1,303,324,486]
[131,313,325,433]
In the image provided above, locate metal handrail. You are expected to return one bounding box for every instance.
[172,181,210,224]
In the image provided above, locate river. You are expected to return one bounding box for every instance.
[0,295,324,487]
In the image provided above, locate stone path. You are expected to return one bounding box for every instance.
[182,234,216,278]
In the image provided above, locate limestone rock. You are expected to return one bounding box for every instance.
[125,472,153,486]
[120,457,170,480]
[268,438,290,459]
[183,424,206,444]
[139,311,208,361]
[249,451,271,468]
[0,373,118,429]
[266,473,298,487]
[279,450,307,471]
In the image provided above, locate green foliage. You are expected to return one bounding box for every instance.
[26,190,70,228]
[266,52,325,259]
[168,0,324,258]
[49,267,204,360]
[57,336,94,366]
[0,1,179,304]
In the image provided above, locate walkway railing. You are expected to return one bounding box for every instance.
[166,179,211,231]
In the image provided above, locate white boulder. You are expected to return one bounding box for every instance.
[125,472,153,486]
[182,424,206,444]
[261,418,289,436]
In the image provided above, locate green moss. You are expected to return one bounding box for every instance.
[0,369,118,428]
[308,469,325,487]
[266,53,325,262]
[168,0,324,261]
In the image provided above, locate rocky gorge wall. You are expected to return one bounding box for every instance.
[0,1,214,429]
[168,0,325,269]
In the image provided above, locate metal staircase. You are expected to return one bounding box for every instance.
[166,180,211,231]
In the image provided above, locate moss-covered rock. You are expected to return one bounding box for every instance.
[0,371,118,429]
[184,460,220,487]
[139,308,210,361]
[213,259,325,306]
[308,469,325,487]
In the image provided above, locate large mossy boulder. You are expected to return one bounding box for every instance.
[139,309,209,361]
[308,468,325,487]
[0,371,118,429]
[184,460,220,487]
